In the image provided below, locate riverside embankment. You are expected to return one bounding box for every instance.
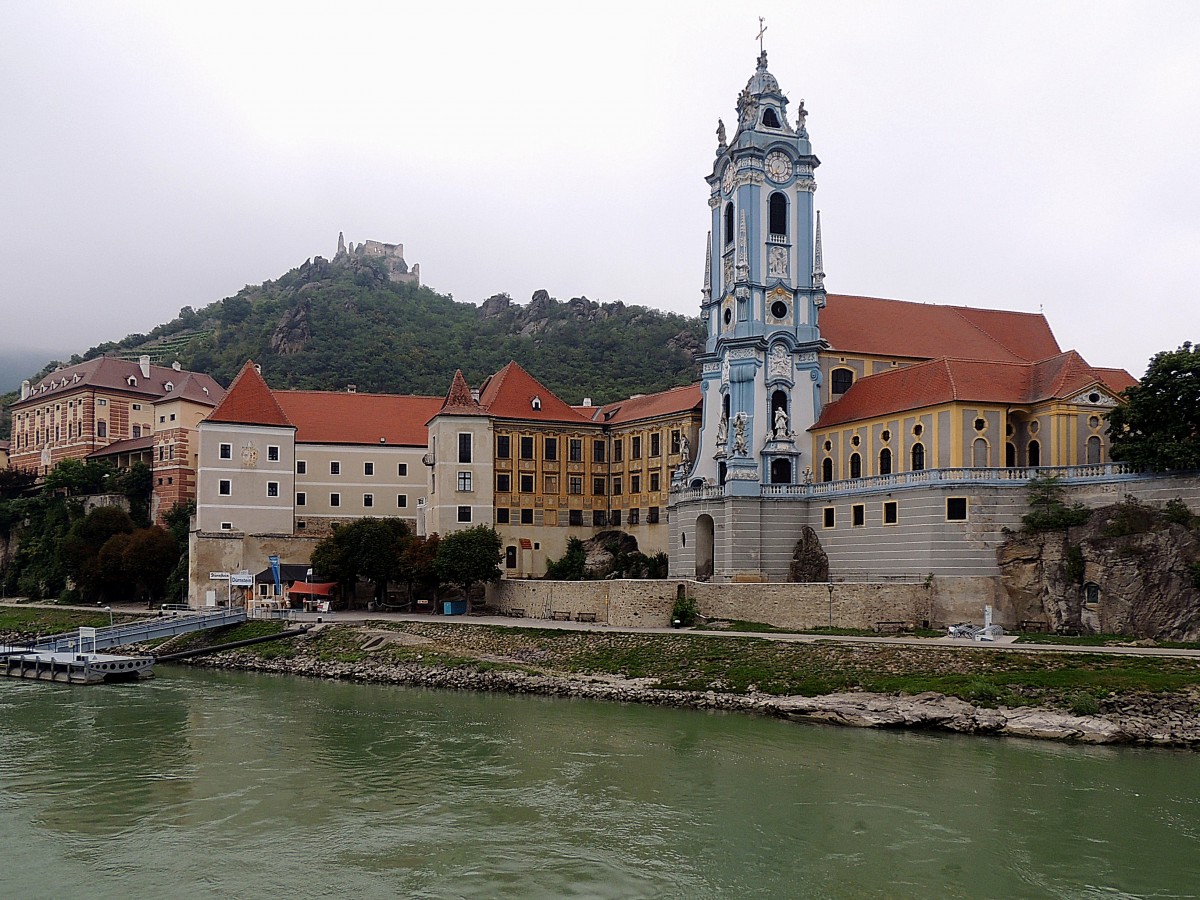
[176,619,1200,748]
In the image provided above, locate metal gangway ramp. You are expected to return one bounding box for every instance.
[29,608,248,655]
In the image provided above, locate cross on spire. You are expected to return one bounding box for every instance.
[757,16,767,53]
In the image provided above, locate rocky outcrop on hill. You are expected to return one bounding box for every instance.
[581,530,640,578]
[998,499,1200,640]
[788,526,829,582]
[269,302,312,355]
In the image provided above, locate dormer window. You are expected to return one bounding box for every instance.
[127,376,137,386]
[164,381,174,392]
[531,396,542,411]
[761,108,781,128]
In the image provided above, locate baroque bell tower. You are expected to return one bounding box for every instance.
[686,49,827,496]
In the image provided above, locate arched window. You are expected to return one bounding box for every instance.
[1006,442,1016,467]
[724,203,735,246]
[770,458,791,484]
[831,368,854,396]
[1028,440,1041,467]
[762,107,781,128]
[879,447,892,475]
[769,192,787,236]
[770,389,787,421]
[1086,435,1101,464]
[911,442,925,471]
[972,437,988,467]
[722,393,731,422]
[822,457,833,482]
[849,453,862,479]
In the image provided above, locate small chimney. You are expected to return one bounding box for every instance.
[582,398,592,407]
[470,389,480,402]
[21,379,30,401]
[346,384,357,393]
[139,355,151,379]
[172,360,182,371]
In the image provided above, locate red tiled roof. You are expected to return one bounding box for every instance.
[813,352,1126,429]
[12,356,224,409]
[0,439,10,452]
[821,294,1062,363]
[436,369,484,417]
[475,362,592,423]
[276,391,442,446]
[594,384,702,425]
[87,435,154,458]
[206,361,293,428]
[1094,367,1138,395]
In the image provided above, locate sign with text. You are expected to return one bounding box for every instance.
[208,572,231,580]
[230,572,254,587]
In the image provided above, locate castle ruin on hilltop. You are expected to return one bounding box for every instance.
[333,232,420,286]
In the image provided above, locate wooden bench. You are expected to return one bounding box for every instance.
[506,608,526,618]
[1019,620,1047,633]
[550,611,572,621]
[575,612,597,623]
[874,621,909,634]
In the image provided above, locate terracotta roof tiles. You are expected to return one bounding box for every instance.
[475,362,591,423]
[276,391,442,446]
[595,384,702,425]
[206,361,293,428]
[12,356,224,409]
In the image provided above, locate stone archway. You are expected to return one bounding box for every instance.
[695,514,715,581]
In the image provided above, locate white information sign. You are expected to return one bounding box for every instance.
[209,571,231,580]
[230,572,254,587]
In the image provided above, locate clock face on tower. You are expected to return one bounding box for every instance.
[721,163,737,195]
[765,151,792,183]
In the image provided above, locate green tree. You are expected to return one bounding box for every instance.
[44,459,113,496]
[545,537,587,580]
[393,532,440,601]
[63,506,135,600]
[309,517,411,607]
[434,525,502,595]
[122,527,180,604]
[1108,342,1200,472]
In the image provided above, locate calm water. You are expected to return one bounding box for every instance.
[0,669,1198,899]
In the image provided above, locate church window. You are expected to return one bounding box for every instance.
[769,192,787,236]
[569,439,582,462]
[520,436,535,459]
[1028,440,1041,467]
[496,474,511,493]
[831,368,854,395]
[823,440,832,451]
[972,438,988,467]
[911,443,926,471]
[458,433,472,463]
[724,203,735,245]
[974,418,986,432]
[1006,443,1016,467]
[1030,420,1040,434]
[762,107,781,128]
[879,447,892,475]
[496,435,510,458]
[771,390,787,421]
[458,472,472,492]
[851,435,860,447]
[1087,435,1101,465]
[822,457,833,482]
[723,308,732,325]
[881,429,891,443]
[1088,392,1101,404]
[849,453,862,479]
[883,501,898,525]
[771,300,788,319]
[1088,415,1100,429]
[770,458,791,484]
[852,504,865,527]
[946,497,968,521]
[544,437,558,460]
[822,507,835,528]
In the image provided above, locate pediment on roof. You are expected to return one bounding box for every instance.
[1066,386,1119,408]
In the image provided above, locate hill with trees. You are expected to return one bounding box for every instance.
[0,252,705,441]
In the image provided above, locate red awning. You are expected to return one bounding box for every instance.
[286,582,338,597]
[519,539,533,550]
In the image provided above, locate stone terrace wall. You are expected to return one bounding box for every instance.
[488,576,1004,631]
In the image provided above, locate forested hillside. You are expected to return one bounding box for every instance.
[0,253,705,440]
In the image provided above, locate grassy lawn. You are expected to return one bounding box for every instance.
[1016,633,1200,650]
[0,607,118,637]
[696,619,942,638]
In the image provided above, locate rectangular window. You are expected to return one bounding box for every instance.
[458,433,472,463]
[593,477,605,496]
[520,508,534,525]
[947,497,968,521]
[397,463,408,477]
[457,505,472,523]
[219,443,232,460]
[650,433,661,457]
[631,474,642,494]
[159,416,166,424]
[612,477,622,496]
[267,482,279,498]
[364,493,374,508]
[671,430,681,454]
[268,445,280,462]
[364,461,374,476]
[219,479,231,496]
[569,439,582,462]
[883,501,898,525]
[823,507,835,528]
[520,436,535,460]
[330,461,340,475]
[520,474,534,493]
[593,439,605,463]
[632,435,642,458]
[220,522,232,531]
[297,460,307,474]
[132,403,142,411]
[592,510,607,527]
[628,508,640,525]
[544,475,559,494]
[330,492,341,507]
[297,492,307,506]
[569,509,583,527]
[98,398,107,406]
[647,506,660,524]
[496,507,510,524]
[610,509,622,526]
[544,437,558,460]
[397,494,407,508]
[649,472,660,492]
[497,473,511,493]
[569,476,583,495]
[612,438,623,462]
[458,472,473,492]
[496,435,511,459]
[852,504,865,527]
[132,424,141,438]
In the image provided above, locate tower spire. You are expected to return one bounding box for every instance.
[813,210,825,291]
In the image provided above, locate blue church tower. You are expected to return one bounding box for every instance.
[688,50,827,496]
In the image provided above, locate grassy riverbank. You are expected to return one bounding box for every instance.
[173,620,1200,715]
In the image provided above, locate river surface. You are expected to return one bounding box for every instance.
[0,668,1197,899]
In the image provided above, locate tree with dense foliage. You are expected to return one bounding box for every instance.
[1021,474,1091,533]
[43,459,113,496]
[545,537,587,580]
[309,517,412,607]
[393,532,440,602]
[62,506,136,599]
[434,525,503,594]
[1108,342,1200,472]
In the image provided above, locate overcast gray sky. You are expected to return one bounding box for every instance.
[1,1,1197,380]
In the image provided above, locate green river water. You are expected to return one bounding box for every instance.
[0,667,1197,899]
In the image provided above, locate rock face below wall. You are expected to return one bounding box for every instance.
[998,502,1200,640]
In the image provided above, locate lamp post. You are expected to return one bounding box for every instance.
[104,605,113,628]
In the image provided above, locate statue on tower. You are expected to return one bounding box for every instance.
[716,118,727,149]
[733,412,749,455]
